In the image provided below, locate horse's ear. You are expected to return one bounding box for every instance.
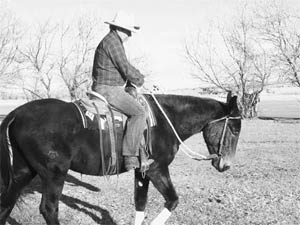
[226,91,232,104]
[228,96,240,116]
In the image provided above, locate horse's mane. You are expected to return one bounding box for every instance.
[151,94,227,115]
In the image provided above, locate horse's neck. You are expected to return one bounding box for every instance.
[158,95,221,141]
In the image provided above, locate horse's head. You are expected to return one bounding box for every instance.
[203,95,241,172]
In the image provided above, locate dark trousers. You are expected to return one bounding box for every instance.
[92,84,147,156]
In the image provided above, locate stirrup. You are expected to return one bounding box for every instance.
[140,159,154,173]
[139,145,154,173]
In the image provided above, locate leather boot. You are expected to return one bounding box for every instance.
[124,156,140,171]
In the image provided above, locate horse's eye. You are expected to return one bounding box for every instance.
[231,128,240,135]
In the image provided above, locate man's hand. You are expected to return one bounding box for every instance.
[125,81,138,98]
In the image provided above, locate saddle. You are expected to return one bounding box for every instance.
[73,91,156,175]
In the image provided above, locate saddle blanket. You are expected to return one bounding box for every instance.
[73,100,123,130]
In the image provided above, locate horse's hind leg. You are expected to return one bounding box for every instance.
[39,167,68,225]
[134,170,150,225]
[0,166,36,224]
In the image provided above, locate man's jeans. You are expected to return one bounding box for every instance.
[92,84,147,156]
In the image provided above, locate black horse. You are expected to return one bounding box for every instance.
[0,93,241,225]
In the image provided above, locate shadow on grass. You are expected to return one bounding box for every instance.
[65,174,101,192]
[22,173,101,194]
[8,173,117,225]
[61,194,116,225]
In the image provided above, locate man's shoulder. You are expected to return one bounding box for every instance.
[101,31,120,47]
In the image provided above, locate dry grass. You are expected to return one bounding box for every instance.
[6,119,300,225]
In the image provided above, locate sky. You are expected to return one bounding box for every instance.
[5,0,300,90]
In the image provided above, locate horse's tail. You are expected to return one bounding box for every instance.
[0,111,16,193]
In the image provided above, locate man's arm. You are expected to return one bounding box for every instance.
[108,41,144,87]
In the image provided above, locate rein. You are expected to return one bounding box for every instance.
[150,93,217,161]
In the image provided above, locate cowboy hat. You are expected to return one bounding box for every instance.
[105,11,140,32]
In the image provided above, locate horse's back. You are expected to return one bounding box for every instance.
[15,98,76,123]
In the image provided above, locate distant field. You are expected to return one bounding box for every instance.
[257,95,300,119]
[0,100,26,120]
[4,119,300,225]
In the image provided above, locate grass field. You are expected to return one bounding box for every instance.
[4,119,300,225]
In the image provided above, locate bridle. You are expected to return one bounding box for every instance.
[208,116,241,157]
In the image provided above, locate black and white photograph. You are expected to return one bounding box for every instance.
[0,0,299,224]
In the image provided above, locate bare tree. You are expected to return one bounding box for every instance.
[18,21,57,99]
[0,6,22,89]
[57,16,101,100]
[185,7,273,117]
[255,3,300,88]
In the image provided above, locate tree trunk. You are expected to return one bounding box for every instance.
[239,92,260,118]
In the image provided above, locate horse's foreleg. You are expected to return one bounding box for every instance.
[148,167,178,225]
[134,170,150,225]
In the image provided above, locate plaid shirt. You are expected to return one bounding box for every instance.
[92,30,144,87]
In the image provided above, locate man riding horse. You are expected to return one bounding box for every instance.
[91,11,153,171]
[0,10,242,225]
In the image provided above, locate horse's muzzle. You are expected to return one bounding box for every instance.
[212,157,231,172]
